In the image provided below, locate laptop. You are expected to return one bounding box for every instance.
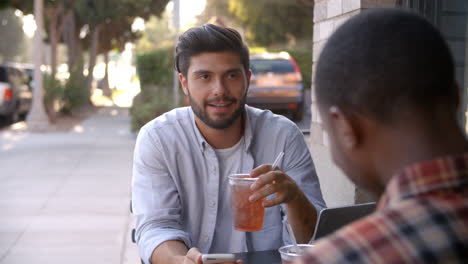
[311,202,377,241]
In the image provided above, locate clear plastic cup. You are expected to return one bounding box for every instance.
[228,173,265,232]
[278,244,314,264]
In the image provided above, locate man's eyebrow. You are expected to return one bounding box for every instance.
[191,67,243,75]
[225,68,243,73]
[191,70,212,75]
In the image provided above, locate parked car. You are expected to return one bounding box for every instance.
[0,63,33,122]
[247,52,305,121]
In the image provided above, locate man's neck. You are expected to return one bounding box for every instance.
[194,115,244,149]
[372,119,468,191]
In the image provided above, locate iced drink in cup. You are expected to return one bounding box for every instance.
[228,173,265,232]
[278,244,314,264]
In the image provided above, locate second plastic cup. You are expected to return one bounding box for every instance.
[279,244,315,264]
[228,173,265,232]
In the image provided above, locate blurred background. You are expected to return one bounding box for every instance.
[0,0,317,132]
[0,1,466,263]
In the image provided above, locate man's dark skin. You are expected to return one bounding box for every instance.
[319,88,468,199]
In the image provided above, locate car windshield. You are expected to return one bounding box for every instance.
[0,67,8,82]
[250,59,294,74]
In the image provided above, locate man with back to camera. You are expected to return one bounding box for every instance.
[300,8,468,264]
[131,24,326,264]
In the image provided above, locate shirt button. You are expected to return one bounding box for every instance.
[203,235,209,243]
[209,201,216,207]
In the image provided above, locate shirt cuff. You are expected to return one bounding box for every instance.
[138,228,192,264]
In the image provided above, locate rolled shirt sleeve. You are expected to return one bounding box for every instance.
[132,127,191,264]
[281,126,326,245]
[284,128,326,212]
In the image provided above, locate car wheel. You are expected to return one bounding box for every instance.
[293,103,304,121]
[7,110,20,124]
[6,104,20,124]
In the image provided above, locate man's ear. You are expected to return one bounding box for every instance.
[329,106,359,149]
[245,70,252,94]
[179,73,188,96]
[453,81,460,110]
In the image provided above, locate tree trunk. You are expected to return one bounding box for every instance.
[86,24,101,100]
[63,10,84,77]
[26,0,50,131]
[102,51,111,97]
[64,11,77,71]
[47,5,58,77]
[56,0,77,73]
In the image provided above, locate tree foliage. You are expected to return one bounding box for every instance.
[135,11,174,54]
[197,0,313,47]
[0,8,26,62]
[1,0,171,113]
[196,0,236,26]
[228,0,313,47]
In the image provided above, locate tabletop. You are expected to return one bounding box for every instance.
[234,250,282,264]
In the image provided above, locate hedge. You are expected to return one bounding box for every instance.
[136,48,174,88]
[131,48,181,131]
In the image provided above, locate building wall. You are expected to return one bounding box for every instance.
[310,0,395,207]
[437,1,468,130]
[397,0,468,131]
[310,0,468,207]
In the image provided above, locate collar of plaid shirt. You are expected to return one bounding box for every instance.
[377,153,468,210]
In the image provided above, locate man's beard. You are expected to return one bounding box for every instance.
[188,91,246,130]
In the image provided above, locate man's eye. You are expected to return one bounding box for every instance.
[200,74,209,80]
[228,73,239,79]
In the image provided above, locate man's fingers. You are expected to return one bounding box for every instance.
[186,248,203,264]
[250,170,282,191]
[250,164,273,178]
[249,182,278,202]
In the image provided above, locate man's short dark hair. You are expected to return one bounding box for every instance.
[175,24,250,77]
[315,9,457,123]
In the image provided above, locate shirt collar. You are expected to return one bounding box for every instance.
[378,153,468,210]
[189,106,253,153]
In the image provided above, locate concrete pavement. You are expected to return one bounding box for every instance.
[0,107,140,264]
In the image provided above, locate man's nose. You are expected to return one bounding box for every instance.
[212,78,227,97]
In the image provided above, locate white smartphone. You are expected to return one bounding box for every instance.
[201,253,236,264]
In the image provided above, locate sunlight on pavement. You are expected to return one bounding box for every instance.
[91,89,114,107]
[1,129,26,152]
[73,125,84,133]
[113,81,140,108]
[11,121,27,131]
[2,144,13,151]
[90,82,140,108]
[2,130,26,141]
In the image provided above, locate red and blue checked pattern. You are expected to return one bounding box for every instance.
[302,154,468,264]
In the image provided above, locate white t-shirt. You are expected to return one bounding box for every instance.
[211,136,245,253]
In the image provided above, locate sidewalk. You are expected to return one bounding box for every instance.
[0,107,140,264]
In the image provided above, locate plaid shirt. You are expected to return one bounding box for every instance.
[302,154,468,264]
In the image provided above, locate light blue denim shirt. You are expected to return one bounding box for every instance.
[132,106,326,264]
